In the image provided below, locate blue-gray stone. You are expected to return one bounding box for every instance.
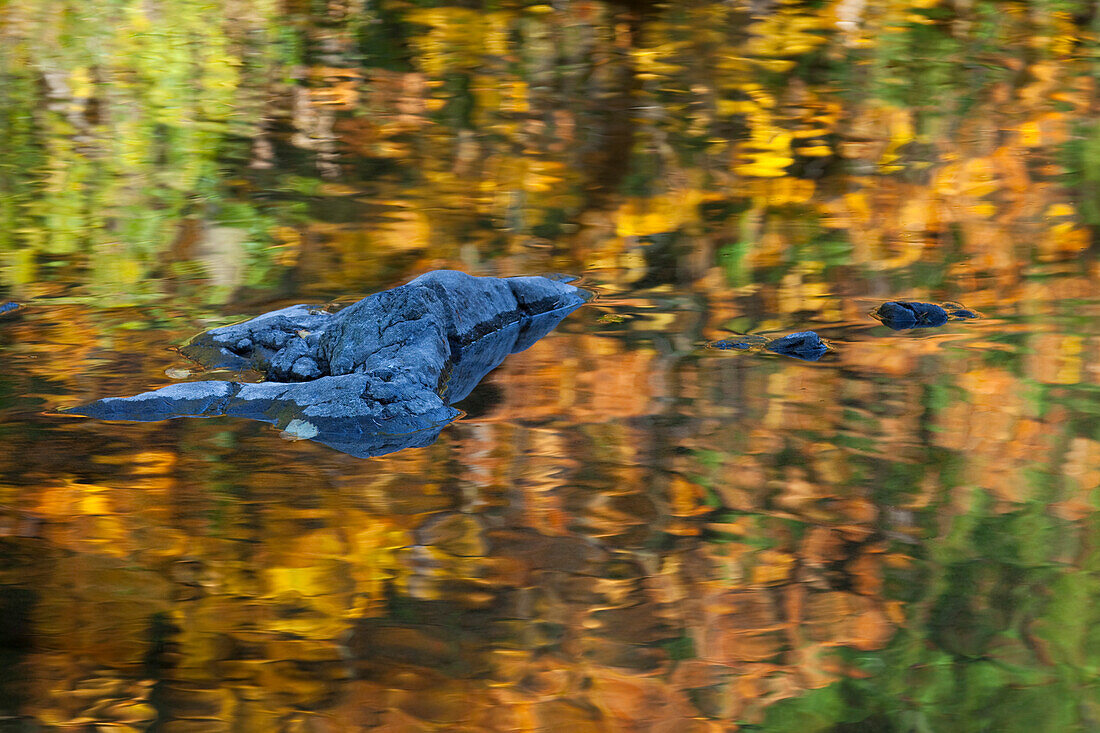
[765,331,829,361]
[874,301,949,330]
[874,301,980,330]
[66,271,589,457]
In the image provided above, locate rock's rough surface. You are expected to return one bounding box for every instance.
[67,270,589,457]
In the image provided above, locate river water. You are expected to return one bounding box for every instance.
[2,0,1100,730]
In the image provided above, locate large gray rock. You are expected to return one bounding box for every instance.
[67,271,589,457]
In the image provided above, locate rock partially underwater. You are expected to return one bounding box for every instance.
[708,300,979,362]
[712,331,830,362]
[66,271,589,457]
[766,331,830,360]
[872,301,978,330]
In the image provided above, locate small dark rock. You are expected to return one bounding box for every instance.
[711,334,769,351]
[765,331,829,361]
[873,301,978,330]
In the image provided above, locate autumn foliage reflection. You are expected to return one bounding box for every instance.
[2,0,1100,728]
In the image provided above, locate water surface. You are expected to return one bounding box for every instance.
[2,0,1100,729]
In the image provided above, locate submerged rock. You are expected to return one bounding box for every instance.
[66,270,589,457]
[872,301,979,330]
[945,305,980,320]
[711,334,768,351]
[709,299,978,362]
[711,331,830,362]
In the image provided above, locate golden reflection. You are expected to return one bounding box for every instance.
[3,0,1100,728]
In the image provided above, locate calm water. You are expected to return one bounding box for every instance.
[3,0,1100,730]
